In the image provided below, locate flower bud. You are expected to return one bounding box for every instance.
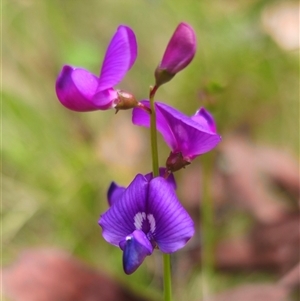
[155,22,196,87]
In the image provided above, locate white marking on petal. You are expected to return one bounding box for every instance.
[134,212,146,230]
[147,214,156,233]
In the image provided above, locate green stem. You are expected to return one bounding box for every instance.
[149,86,159,177]
[149,85,172,301]
[163,253,172,301]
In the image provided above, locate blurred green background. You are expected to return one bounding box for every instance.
[3,0,299,300]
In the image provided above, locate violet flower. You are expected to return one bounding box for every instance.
[132,101,221,172]
[191,107,217,133]
[55,25,139,112]
[99,173,194,275]
[155,23,196,87]
[107,168,176,206]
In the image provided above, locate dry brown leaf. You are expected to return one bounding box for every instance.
[2,248,155,301]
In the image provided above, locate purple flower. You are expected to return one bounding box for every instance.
[155,23,196,87]
[132,101,221,172]
[107,168,176,206]
[55,25,138,112]
[191,107,217,133]
[99,173,194,274]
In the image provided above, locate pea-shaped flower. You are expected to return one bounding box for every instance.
[55,25,139,112]
[155,23,196,87]
[107,168,176,206]
[132,101,221,172]
[99,173,194,274]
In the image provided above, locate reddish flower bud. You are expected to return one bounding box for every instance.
[155,22,196,87]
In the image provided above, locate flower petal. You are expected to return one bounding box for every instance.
[107,182,126,207]
[157,102,221,158]
[98,25,137,91]
[133,101,221,159]
[56,65,101,112]
[92,88,118,110]
[120,230,153,275]
[144,167,177,190]
[191,107,217,133]
[99,174,148,246]
[132,100,177,150]
[107,168,176,207]
[148,177,194,253]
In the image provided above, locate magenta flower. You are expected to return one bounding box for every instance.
[155,23,196,87]
[132,101,221,172]
[191,107,217,133]
[55,25,138,112]
[99,173,194,274]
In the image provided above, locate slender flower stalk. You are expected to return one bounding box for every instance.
[163,253,172,301]
[149,86,159,177]
[148,87,172,301]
